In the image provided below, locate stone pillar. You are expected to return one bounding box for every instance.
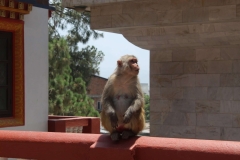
[150,47,240,140]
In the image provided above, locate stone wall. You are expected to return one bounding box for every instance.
[150,47,240,140]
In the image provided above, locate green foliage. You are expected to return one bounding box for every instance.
[70,46,104,85]
[144,94,150,120]
[49,38,100,116]
[48,0,104,117]
[49,0,103,44]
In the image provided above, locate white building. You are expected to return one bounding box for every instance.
[0,0,53,131]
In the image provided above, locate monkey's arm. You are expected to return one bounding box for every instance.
[101,81,118,128]
[123,93,144,124]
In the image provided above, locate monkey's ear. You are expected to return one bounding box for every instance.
[117,60,122,67]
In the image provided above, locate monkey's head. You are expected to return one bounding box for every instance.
[116,55,140,76]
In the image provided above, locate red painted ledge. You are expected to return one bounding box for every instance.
[0,130,240,160]
[48,115,100,133]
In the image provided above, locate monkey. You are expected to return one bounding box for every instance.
[100,55,145,141]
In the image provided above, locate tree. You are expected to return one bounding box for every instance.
[70,46,104,85]
[49,38,99,117]
[48,0,103,44]
[48,0,104,116]
[144,94,150,120]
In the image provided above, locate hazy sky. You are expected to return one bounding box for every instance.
[78,31,150,85]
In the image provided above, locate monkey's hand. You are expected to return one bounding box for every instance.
[123,109,132,124]
[109,112,118,128]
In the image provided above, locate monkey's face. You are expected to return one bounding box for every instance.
[128,58,139,76]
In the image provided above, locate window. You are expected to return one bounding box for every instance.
[0,18,24,127]
[97,101,101,110]
[0,31,13,117]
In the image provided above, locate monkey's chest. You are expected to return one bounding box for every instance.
[113,95,132,120]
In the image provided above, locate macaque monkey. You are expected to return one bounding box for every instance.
[101,55,145,141]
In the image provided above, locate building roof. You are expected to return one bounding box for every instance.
[15,0,55,10]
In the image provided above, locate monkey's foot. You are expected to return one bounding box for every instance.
[121,130,135,140]
[110,132,121,141]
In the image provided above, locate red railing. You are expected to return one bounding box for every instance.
[0,130,240,160]
[48,115,100,133]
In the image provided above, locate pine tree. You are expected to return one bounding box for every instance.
[48,0,104,116]
[49,38,99,116]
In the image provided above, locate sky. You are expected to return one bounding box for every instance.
[78,31,150,85]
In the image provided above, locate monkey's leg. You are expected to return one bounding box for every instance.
[110,131,121,141]
[121,130,135,139]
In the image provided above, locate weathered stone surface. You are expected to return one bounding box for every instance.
[220,74,240,87]
[150,125,171,137]
[196,127,220,140]
[189,24,215,34]
[151,75,172,87]
[150,50,172,62]
[172,49,196,61]
[232,114,240,127]
[198,113,232,127]
[151,125,196,138]
[99,4,122,15]
[215,22,240,32]
[157,9,182,23]
[172,74,195,87]
[159,87,183,100]
[150,100,171,112]
[237,4,240,17]
[183,8,209,23]
[134,11,158,26]
[150,63,160,74]
[162,112,189,126]
[91,15,112,29]
[112,14,134,27]
[196,101,220,113]
[196,48,221,61]
[150,87,160,100]
[208,87,233,100]
[171,0,202,9]
[222,128,240,141]
[233,60,240,73]
[208,114,232,127]
[122,1,145,13]
[221,100,240,113]
[171,100,195,112]
[207,61,232,73]
[160,62,183,74]
[197,113,208,126]
[183,87,208,100]
[234,87,240,100]
[203,0,236,6]
[184,62,207,73]
[150,112,163,125]
[169,126,196,138]
[220,101,232,113]
[221,47,240,60]
[208,5,236,21]
[195,74,220,86]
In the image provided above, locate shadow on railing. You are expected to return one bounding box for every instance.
[48,115,100,134]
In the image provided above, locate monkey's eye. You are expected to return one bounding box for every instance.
[130,59,137,63]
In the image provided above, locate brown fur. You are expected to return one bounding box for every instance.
[101,55,145,140]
